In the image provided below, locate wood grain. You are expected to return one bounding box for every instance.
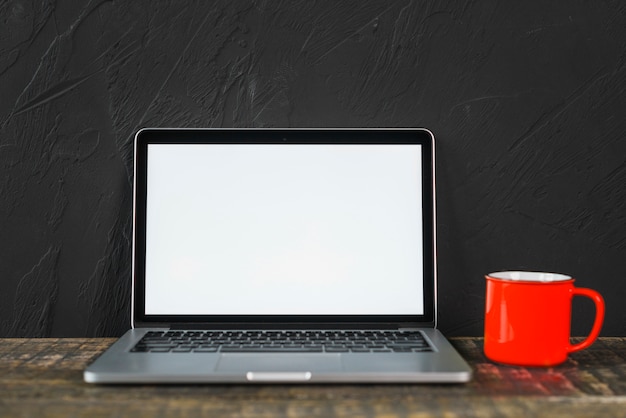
[1,338,625,417]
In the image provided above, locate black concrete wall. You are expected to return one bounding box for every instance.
[1,1,625,337]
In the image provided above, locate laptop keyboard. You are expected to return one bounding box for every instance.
[131,330,432,353]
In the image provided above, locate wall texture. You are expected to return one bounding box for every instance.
[1,0,625,337]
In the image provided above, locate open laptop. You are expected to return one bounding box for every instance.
[84,128,472,383]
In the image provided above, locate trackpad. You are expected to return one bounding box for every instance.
[216,353,342,372]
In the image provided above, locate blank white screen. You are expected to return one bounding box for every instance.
[144,144,424,315]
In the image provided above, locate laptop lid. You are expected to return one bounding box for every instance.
[131,129,435,329]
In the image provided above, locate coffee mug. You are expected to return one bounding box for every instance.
[484,271,604,366]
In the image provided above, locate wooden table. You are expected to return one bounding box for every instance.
[1,338,625,417]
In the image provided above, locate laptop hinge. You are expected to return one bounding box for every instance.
[169,323,416,330]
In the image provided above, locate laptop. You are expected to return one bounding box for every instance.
[84,128,472,383]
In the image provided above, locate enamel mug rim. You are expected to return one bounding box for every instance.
[487,271,572,283]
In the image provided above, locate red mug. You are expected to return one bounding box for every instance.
[484,271,604,366]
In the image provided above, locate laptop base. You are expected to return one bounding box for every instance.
[85,328,471,384]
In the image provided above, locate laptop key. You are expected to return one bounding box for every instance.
[193,347,218,353]
[388,344,431,351]
[150,348,172,353]
[326,347,349,352]
[143,344,176,349]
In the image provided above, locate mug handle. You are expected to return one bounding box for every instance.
[567,287,605,353]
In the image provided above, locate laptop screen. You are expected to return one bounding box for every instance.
[133,129,435,325]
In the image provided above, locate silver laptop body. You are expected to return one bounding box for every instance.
[84,128,472,384]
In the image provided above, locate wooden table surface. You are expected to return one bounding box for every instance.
[1,337,625,417]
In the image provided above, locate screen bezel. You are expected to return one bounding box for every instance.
[132,128,435,328]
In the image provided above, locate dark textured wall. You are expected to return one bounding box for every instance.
[1,1,625,338]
